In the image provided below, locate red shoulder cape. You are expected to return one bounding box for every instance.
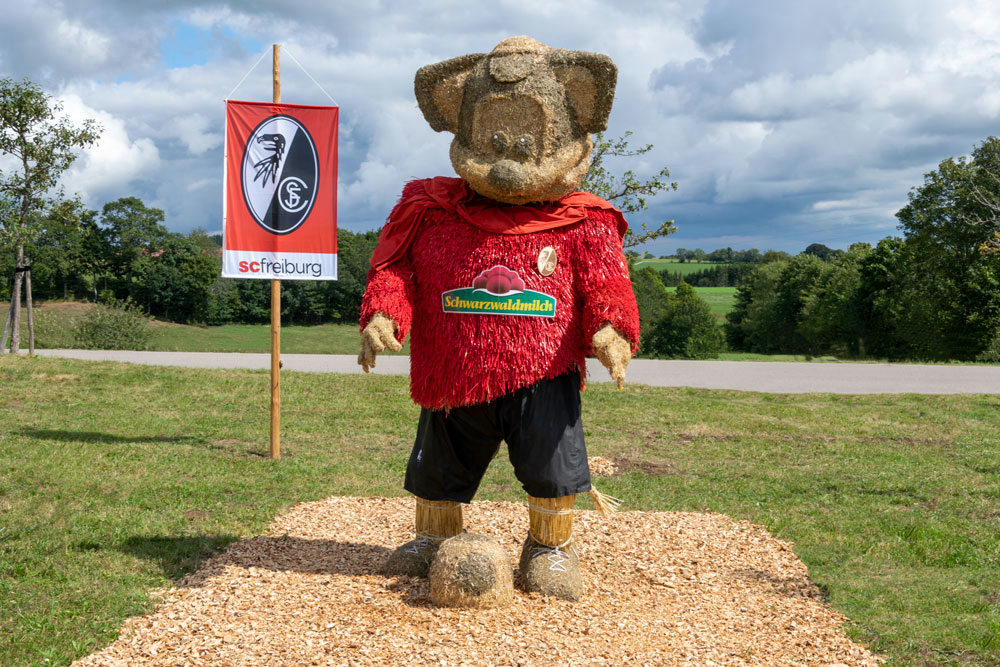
[370,177,627,271]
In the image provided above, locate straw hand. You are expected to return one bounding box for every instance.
[358,312,402,372]
[592,324,632,389]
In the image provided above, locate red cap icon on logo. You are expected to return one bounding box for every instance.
[472,266,525,295]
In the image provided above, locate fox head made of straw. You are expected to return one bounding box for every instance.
[414,36,618,205]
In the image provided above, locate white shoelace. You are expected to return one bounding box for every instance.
[527,531,574,572]
[405,533,445,555]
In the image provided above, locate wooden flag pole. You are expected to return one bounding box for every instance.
[270,43,281,459]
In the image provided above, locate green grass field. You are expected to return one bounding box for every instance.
[0,355,997,665]
[12,303,411,356]
[633,259,725,274]
[16,297,736,354]
[150,321,410,355]
[669,285,737,321]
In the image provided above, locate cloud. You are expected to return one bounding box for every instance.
[637,0,1000,251]
[58,94,161,205]
[0,1,166,82]
[812,199,867,212]
[3,0,1000,253]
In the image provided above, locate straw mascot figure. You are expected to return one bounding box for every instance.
[359,36,639,604]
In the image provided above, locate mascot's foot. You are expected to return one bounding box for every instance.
[519,535,583,601]
[382,537,441,577]
[429,533,513,608]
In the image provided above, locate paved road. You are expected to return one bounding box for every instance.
[24,349,1000,394]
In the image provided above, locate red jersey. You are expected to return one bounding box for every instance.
[361,179,640,410]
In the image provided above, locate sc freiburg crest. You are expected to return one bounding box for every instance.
[241,114,319,235]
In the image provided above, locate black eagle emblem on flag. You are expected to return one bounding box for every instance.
[253,134,286,185]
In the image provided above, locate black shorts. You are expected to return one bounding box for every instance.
[403,371,591,502]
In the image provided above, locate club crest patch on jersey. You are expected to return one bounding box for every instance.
[241,114,319,235]
[442,266,556,317]
[537,246,557,276]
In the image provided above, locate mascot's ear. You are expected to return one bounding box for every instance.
[551,51,618,134]
[414,53,484,133]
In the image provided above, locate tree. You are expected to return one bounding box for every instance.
[761,250,792,263]
[630,265,670,347]
[136,230,218,322]
[581,131,678,249]
[855,237,910,358]
[725,259,789,353]
[893,138,1000,359]
[733,248,762,263]
[29,198,93,300]
[644,282,723,359]
[706,247,734,263]
[802,243,844,262]
[798,245,869,355]
[0,78,100,353]
[323,229,380,323]
[99,196,167,301]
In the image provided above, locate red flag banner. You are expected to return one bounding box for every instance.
[222,100,338,280]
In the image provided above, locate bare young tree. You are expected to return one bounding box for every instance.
[0,78,100,354]
[581,131,678,250]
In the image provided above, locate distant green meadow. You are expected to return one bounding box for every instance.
[633,259,724,274]
[669,286,737,320]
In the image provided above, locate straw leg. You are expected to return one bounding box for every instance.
[527,494,576,547]
[415,498,463,539]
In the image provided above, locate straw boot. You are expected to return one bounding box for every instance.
[518,494,582,601]
[383,499,463,577]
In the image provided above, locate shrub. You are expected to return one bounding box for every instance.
[976,331,1000,363]
[30,310,79,349]
[644,282,724,359]
[72,300,153,350]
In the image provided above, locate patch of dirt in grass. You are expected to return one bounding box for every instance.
[679,431,743,443]
[670,431,954,449]
[208,440,272,459]
[37,301,93,312]
[852,435,954,449]
[679,422,715,437]
[75,497,882,666]
[148,319,186,328]
[610,456,679,477]
[31,372,79,382]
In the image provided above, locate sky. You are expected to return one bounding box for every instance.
[3,0,1000,255]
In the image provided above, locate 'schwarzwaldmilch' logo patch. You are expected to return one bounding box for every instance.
[241,114,319,235]
[442,266,556,317]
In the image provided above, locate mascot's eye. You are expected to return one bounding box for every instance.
[491,131,510,153]
[512,134,535,157]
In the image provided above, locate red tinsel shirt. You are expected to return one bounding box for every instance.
[360,181,640,410]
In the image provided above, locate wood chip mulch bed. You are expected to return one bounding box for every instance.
[74,496,882,666]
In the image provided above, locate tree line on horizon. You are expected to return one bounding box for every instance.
[0,196,380,327]
[632,139,1000,362]
[727,137,1000,362]
[3,158,999,361]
